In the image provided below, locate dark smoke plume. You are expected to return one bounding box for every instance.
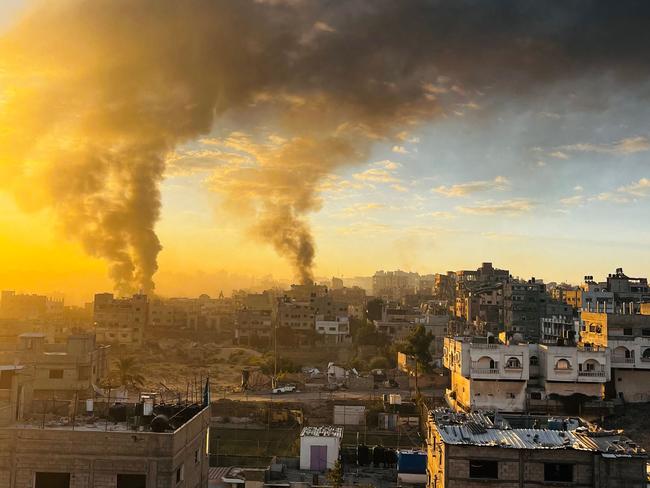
[0,0,648,288]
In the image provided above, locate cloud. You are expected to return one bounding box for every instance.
[392,145,409,154]
[560,195,584,206]
[434,176,509,197]
[428,211,456,220]
[456,198,535,215]
[617,177,650,198]
[591,177,650,204]
[341,202,385,216]
[353,160,402,183]
[390,184,408,192]
[549,151,569,160]
[561,136,650,155]
[574,185,583,192]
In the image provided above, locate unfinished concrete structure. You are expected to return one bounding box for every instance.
[0,403,210,488]
[426,408,647,488]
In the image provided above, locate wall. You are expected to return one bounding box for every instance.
[0,407,210,488]
[299,435,340,470]
[612,369,650,403]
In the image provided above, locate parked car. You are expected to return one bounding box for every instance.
[272,384,296,394]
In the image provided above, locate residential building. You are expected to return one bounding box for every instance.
[0,402,210,488]
[536,344,609,399]
[443,336,530,412]
[0,291,64,321]
[503,278,572,342]
[315,316,350,344]
[0,332,109,419]
[93,293,148,346]
[372,270,419,300]
[426,408,647,488]
[581,311,650,402]
[540,315,577,344]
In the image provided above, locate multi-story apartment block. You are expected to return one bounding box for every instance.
[443,336,530,412]
[581,311,650,402]
[277,299,314,333]
[536,343,609,399]
[234,308,273,346]
[503,278,572,342]
[0,332,110,423]
[540,315,577,344]
[372,270,419,300]
[426,408,647,488]
[443,336,610,413]
[93,294,148,346]
[0,291,64,321]
[315,316,350,344]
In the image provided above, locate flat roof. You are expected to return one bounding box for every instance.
[430,408,646,458]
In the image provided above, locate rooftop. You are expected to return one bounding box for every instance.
[300,425,343,438]
[430,408,646,458]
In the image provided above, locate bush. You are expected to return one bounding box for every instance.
[369,356,389,370]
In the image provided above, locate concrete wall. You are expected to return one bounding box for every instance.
[612,368,650,403]
[0,407,210,488]
[428,441,645,488]
[299,435,340,471]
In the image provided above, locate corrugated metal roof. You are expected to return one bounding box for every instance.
[431,408,646,457]
[301,425,343,438]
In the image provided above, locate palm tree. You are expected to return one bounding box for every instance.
[113,357,145,389]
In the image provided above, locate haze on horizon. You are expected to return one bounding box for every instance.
[1,0,650,305]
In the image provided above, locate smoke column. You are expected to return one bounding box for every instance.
[0,0,648,289]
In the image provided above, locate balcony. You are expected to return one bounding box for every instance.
[611,356,635,365]
[578,370,606,377]
[471,343,499,349]
[471,367,499,375]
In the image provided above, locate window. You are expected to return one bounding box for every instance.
[176,465,184,484]
[117,474,147,488]
[505,357,522,369]
[195,449,200,464]
[530,356,539,366]
[35,472,70,488]
[544,463,573,482]
[642,329,650,337]
[469,460,498,479]
[0,370,13,389]
[624,328,633,336]
[555,359,571,370]
[49,369,64,379]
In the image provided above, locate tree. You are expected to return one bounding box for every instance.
[327,459,344,488]
[402,325,433,372]
[113,356,146,389]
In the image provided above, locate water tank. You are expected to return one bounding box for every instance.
[150,414,171,433]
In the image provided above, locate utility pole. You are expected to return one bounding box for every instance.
[273,320,278,389]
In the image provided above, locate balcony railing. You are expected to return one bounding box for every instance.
[611,356,635,364]
[641,357,650,362]
[471,343,499,349]
[471,367,499,375]
[578,370,606,377]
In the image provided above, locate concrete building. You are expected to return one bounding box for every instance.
[93,294,148,346]
[581,311,650,402]
[443,337,530,412]
[443,336,610,413]
[299,426,343,471]
[234,309,273,346]
[315,317,350,344]
[426,408,647,488]
[536,344,609,399]
[0,402,210,488]
[503,279,572,342]
[0,333,110,423]
[372,270,419,300]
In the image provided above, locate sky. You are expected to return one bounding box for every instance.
[1,1,650,304]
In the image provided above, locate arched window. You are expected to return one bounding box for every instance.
[530,356,539,366]
[476,356,496,369]
[582,359,600,372]
[505,357,522,369]
[642,348,650,360]
[555,358,571,370]
[614,346,631,359]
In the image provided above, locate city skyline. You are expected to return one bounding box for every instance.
[1,1,650,304]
